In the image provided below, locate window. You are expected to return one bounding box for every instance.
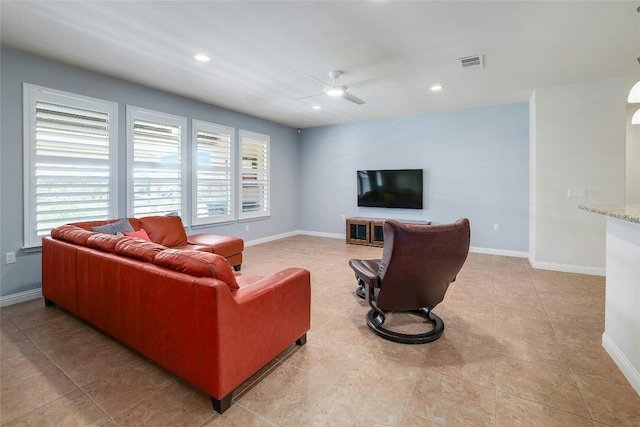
[192,120,234,225]
[126,107,186,219]
[23,84,118,248]
[238,130,270,220]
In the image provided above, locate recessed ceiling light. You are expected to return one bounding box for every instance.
[194,54,211,62]
[312,105,322,110]
[430,84,443,91]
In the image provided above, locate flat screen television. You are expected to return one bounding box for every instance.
[357,169,423,209]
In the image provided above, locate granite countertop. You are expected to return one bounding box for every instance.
[579,204,640,224]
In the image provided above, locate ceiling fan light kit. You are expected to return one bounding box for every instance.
[295,70,366,105]
[324,86,345,97]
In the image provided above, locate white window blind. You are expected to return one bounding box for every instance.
[23,84,118,248]
[126,107,186,219]
[239,130,270,220]
[192,121,234,225]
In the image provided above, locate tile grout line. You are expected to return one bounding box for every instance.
[4,309,116,426]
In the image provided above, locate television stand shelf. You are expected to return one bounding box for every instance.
[346,217,430,247]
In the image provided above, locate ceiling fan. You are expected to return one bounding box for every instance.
[294,70,365,105]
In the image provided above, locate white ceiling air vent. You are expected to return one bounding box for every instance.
[460,54,484,70]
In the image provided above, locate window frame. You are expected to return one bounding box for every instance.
[238,129,270,221]
[22,84,118,248]
[126,106,187,221]
[191,120,235,226]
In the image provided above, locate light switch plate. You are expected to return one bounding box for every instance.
[567,189,587,198]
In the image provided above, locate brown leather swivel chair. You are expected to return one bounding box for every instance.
[349,218,470,344]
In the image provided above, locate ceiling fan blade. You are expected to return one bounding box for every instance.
[294,70,330,87]
[342,91,365,105]
[348,75,385,90]
[293,92,324,101]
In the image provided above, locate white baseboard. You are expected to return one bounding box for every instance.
[602,332,640,396]
[0,288,42,307]
[470,246,529,258]
[245,230,301,247]
[528,257,606,277]
[299,230,344,240]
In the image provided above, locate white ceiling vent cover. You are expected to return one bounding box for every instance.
[460,54,484,70]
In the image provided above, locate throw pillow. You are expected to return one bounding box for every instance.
[124,228,151,241]
[91,218,134,235]
[138,216,188,247]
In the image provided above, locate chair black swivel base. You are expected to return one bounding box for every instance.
[356,282,366,299]
[366,307,444,344]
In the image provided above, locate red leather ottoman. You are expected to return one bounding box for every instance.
[187,234,244,270]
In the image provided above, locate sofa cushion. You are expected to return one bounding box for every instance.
[187,234,244,257]
[138,216,188,247]
[124,228,151,241]
[86,233,129,253]
[91,218,134,235]
[51,225,96,245]
[114,239,167,263]
[153,249,239,290]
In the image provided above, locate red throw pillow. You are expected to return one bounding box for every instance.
[124,228,151,241]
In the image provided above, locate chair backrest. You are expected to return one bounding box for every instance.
[376,218,470,310]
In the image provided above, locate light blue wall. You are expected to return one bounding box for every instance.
[299,103,529,252]
[1,47,529,300]
[0,48,300,297]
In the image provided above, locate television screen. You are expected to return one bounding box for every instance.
[357,169,423,209]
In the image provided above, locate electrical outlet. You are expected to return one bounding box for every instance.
[245,225,249,232]
[6,252,16,264]
[493,224,499,232]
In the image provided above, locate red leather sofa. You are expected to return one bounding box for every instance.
[66,215,245,270]
[41,218,311,413]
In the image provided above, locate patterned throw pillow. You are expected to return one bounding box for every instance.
[91,218,134,235]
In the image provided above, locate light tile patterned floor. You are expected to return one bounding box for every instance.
[2,235,640,426]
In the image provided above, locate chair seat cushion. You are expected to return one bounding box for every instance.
[348,258,381,287]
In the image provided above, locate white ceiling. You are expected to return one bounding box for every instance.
[2,1,639,128]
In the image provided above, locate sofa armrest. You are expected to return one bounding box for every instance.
[192,268,310,399]
[233,267,311,359]
[232,268,309,304]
